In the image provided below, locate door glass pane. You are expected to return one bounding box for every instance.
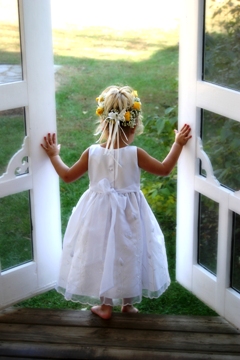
[0,191,33,271]
[0,108,28,177]
[201,110,240,191]
[231,212,240,293]
[0,0,22,84]
[198,194,218,275]
[203,0,240,91]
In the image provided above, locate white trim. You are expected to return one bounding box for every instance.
[196,81,240,122]
[0,175,32,198]
[19,0,62,291]
[0,82,28,111]
[192,265,217,310]
[177,0,203,291]
[0,263,37,308]
[225,289,240,329]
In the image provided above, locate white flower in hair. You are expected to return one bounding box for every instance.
[107,109,126,122]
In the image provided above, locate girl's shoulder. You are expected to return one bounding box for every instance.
[88,144,101,153]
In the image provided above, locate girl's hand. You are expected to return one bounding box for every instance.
[174,124,192,146]
[41,133,60,158]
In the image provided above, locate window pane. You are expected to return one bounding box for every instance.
[231,212,240,293]
[0,108,28,177]
[201,110,240,191]
[198,194,218,275]
[203,0,240,91]
[0,0,22,84]
[0,191,33,271]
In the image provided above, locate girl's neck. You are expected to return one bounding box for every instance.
[100,141,129,149]
[100,127,135,149]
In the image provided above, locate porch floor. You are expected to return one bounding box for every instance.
[0,307,240,359]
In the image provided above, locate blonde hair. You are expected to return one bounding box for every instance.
[95,85,144,143]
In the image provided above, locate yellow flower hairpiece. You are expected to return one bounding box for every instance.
[95,90,141,128]
[124,111,131,121]
[133,101,141,111]
[96,107,104,116]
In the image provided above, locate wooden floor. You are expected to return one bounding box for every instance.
[0,308,240,359]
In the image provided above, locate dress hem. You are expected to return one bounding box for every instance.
[56,281,171,307]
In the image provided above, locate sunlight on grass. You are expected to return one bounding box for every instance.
[52,27,179,62]
[0,24,21,64]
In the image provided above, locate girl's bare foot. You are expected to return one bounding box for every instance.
[91,305,112,319]
[121,305,139,313]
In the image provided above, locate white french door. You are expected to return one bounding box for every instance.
[0,0,62,308]
[177,0,240,329]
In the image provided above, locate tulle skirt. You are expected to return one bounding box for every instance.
[56,179,170,306]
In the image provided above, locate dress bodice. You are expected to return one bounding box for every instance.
[88,145,141,192]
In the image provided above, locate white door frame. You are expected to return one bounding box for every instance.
[177,0,240,329]
[0,0,62,308]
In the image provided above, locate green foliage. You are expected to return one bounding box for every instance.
[205,0,240,90]
[232,213,240,292]
[0,192,33,271]
[144,105,177,143]
[141,105,178,223]
[198,195,218,275]
[202,111,240,191]
[142,175,177,223]
[0,111,26,175]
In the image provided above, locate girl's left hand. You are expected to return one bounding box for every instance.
[174,124,192,146]
[41,133,60,158]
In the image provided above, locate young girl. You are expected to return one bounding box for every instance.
[41,85,191,320]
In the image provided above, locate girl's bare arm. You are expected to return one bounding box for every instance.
[137,124,191,176]
[41,133,88,183]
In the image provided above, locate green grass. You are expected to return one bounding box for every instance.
[0,191,33,271]
[0,24,21,64]
[0,110,26,174]
[1,25,217,316]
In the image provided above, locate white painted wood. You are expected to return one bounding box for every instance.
[194,175,231,202]
[0,263,37,307]
[177,0,240,329]
[196,137,220,187]
[0,174,32,198]
[229,192,240,214]
[0,82,28,111]
[192,265,217,310]
[177,0,203,291]
[0,0,62,309]
[215,194,232,316]
[20,0,62,291]
[196,81,240,122]
[0,136,29,182]
[225,289,240,329]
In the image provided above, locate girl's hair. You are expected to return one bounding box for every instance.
[95,85,144,148]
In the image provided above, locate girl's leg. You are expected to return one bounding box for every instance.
[121,298,139,313]
[91,297,112,319]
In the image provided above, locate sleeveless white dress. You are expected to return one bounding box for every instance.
[56,144,170,306]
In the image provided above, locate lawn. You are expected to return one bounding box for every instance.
[1,24,217,316]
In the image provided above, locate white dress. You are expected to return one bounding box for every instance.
[56,144,170,306]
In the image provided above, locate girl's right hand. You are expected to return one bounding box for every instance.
[174,124,192,146]
[41,133,60,158]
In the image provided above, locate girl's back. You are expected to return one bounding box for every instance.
[88,145,140,191]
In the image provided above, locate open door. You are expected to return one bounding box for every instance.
[0,0,62,308]
[177,0,240,329]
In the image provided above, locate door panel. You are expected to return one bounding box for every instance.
[177,0,240,329]
[0,0,61,309]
